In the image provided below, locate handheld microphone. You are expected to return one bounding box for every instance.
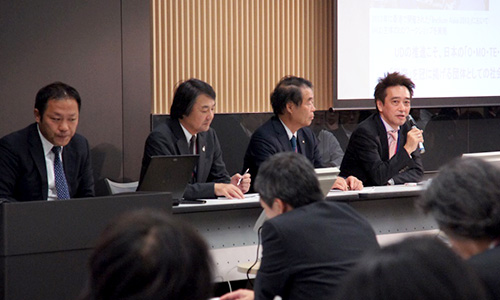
[407,115,425,154]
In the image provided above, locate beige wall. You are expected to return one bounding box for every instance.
[152,0,334,114]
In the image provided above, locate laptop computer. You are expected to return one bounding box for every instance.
[315,167,340,198]
[137,155,199,204]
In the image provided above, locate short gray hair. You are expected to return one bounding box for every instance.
[255,152,324,208]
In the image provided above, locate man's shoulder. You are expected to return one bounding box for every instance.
[355,113,378,131]
[248,117,280,143]
[0,124,36,148]
[151,120,176,135]
[469,246,500,268]
[274,201,364,223]
[253,117,276,134]
[146,120,180,144]
[67,132,90,148]
[348,114,381,140]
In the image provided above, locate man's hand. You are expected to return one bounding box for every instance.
[332,176,363,191]
[346,176,363,190]
[404,127,423,155]
[231,173,251,194]
[214,183,245,199]
[220,289,255,300]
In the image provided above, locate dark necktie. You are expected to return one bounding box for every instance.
[52,146,70,200]
[189,135,197,183]
[291,136,297,153]
[189,135,197,154]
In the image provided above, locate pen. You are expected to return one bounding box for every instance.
[237,168,250,185]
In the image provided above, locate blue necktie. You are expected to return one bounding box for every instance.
[52,146,70,200]
[291,136,297,153]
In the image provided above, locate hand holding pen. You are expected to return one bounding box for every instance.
[237,168,250,185]
[233,168,251,194]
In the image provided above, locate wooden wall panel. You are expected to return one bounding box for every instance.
[152,0,334,114]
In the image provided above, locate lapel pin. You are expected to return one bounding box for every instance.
[302,140,305,144]
[202,146,206,152]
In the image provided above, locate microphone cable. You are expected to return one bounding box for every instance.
[247,226,263,287]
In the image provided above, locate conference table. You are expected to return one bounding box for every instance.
[173,184,438,282]
[0,184,437,299]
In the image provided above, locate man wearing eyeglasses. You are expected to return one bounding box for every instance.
[339,72,424,186]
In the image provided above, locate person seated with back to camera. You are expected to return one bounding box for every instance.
[79,209,214,300]
[221,152,379,300]
[417,156,500,300]
[334,236,489,300]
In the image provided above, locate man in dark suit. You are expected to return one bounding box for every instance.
[340,72,424,186]
[0,82,94,202]
[418,157,500,300]
[221,152,379,300]
[140,78,250,199]
[243,76,362,191]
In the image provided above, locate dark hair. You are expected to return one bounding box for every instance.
[335,237,488,300]
[418,157,500,239]
[270,76,313,116]
[81,209,213,300]
[35,82,82,119]
[373,72,414,109]
[170,79,216,119]
[255,152,323,209]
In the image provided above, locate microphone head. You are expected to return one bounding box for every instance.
[407,114,417,126]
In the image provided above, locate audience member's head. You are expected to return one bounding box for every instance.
[170,78,216,120]
[418,157,500,258]
[373,72,414,110]
[255,152,323,218]
[311,111,326,134]
[270,75,313,117]
[335,237,488,300]
[81,209,213,300]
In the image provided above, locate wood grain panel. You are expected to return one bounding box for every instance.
[152,0,334,114]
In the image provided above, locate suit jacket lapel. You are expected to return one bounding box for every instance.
[171,119,203,182]
[297,129,306,155]
[170,119,190,154]
[196,132,208,182]
[271,117,293,151]
[28,125,49,199]
[375,115,390,160]
[62,143,76,196]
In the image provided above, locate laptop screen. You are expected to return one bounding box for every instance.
[137,155,199,200]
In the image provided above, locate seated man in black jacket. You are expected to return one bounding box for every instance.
[221,152,379,300]
[243,76,362,191]
[0,82,94,201]
[140,78,250,199]
[340,72,424,186]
